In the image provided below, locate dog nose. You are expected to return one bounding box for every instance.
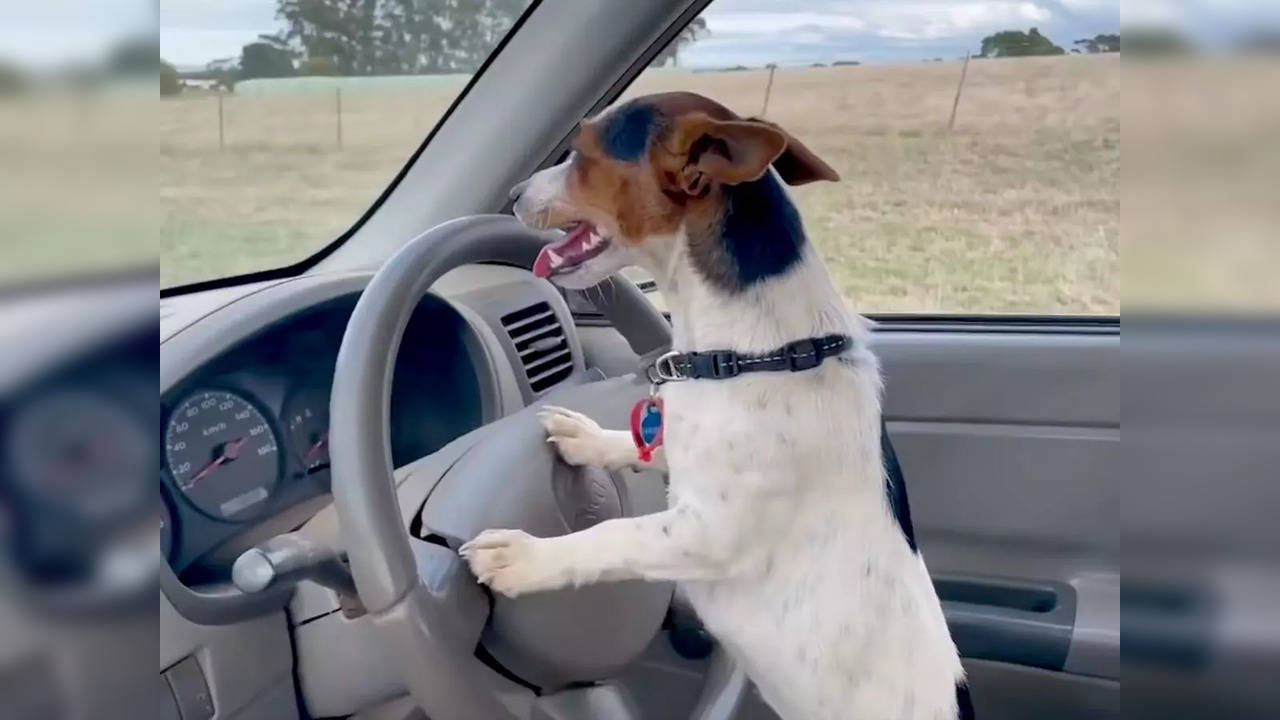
[508,179,530,202]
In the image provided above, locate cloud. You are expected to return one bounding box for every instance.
[162,29,268,67]
[155,0,1278,70]
[160,0,279,66]
[1,0,152,68]
[685,0,1075,67]
[704,2,1054,42]
[707,12,869,35]
[858,2,1053,40]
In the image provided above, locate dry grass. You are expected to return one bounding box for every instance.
[161,55,1119,313]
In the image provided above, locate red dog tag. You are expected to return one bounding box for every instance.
[629,396,664,462]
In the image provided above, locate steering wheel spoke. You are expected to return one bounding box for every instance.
[411,538,491,648]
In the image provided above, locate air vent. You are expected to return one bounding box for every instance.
[500,302,573,394]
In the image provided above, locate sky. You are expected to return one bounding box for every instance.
[151,0,1279,71]
[0,1,155,69]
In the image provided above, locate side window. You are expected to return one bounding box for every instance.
[612,1,1119,316]
[160,1,533,288]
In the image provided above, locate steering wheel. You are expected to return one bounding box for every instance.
[330,215,679,719]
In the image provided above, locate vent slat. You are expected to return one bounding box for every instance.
[527,359,575,387]
[509,325,563,346]
[519,337,567,357]
[500,302,574,394]
[502,309,557,334]
[525,349,572,377]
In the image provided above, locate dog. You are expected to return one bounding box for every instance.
[462,92,971,720]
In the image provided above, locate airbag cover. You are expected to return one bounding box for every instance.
[420,377,672,689]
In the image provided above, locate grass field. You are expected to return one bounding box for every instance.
[160,55,1119,314]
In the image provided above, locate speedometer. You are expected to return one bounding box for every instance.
[164,390,280,521]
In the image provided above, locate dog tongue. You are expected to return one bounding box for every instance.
[532,223,594,279]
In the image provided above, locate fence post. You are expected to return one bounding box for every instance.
[336,88,343,150]
[761,64,777,116]
[948,52,971,132]
[217,92,225,151]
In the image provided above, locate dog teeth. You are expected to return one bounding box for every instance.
[546,248,563,266]
[586,232,603,249]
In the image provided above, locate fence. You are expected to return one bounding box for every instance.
[161,77,467,153]
[169,60,983,153]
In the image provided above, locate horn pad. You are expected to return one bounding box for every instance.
[419,379,672,690]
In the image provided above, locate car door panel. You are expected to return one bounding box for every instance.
[578,320,1118,720]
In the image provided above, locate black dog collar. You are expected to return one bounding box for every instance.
[645,334,851,385]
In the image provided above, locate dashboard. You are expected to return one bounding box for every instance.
[160,269,583,586]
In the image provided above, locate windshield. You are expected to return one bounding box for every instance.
[607,0,1122,316]
[160,0,533,288]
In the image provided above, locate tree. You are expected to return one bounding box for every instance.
[205,57,240,91]
[239,41,296,80]
[1235,29,1280,55]
[650,17,708,68]
[979,28,1065,58]
[160,60,181,96]
[1125,29,1194,56]
[1073,34,1120,54]
[0,60,29,95]
[273,0,527,76]
[108,36,159,75]
[299,56,340,75]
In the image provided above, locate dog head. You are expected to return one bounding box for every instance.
[511,92,839,291]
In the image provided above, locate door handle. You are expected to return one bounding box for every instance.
[934,574,1076,672]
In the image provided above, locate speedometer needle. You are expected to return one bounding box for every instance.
[186,437,246,488]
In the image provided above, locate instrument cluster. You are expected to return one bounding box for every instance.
[161,293,488,577]
[163,383,329,526]
[161,368,337,573]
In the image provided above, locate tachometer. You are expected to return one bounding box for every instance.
[164,390,280,521]
[283,385,329,472]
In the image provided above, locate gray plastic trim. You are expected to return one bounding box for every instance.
[581,281,671,358]
[452,276,587,405]
[163,655,215,720]
[688,648,748,720]
[160,561,296,627]
[160,594,298,720]
[531,684,644,720]
[1062,572,1120,679]
[162,273,369,390]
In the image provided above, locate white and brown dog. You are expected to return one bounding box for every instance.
[462,92,971,720]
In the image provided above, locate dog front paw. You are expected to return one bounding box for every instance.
[460,529,571,597]
[538,405,618,468]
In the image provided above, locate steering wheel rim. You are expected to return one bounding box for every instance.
[330,214,672,719]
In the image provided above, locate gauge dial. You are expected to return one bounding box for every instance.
[284,386,330,472]
[5,388,152,520]
[164,390,280,521]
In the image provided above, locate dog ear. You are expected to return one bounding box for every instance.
[669,113,788,189]
[746,117,841,186]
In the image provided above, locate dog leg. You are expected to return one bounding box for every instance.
[539,405,667,472]
[461,503,731,597]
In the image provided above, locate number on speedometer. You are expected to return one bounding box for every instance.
[164,390,280,521]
